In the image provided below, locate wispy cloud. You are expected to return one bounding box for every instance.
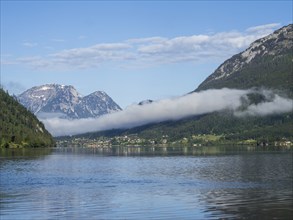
[16,56,50,69]
[22,42,38,47]
[41,88,292,136]
[246,23,281,34]
[47,43,133,69]
[5,23,282,70]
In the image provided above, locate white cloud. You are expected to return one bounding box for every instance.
[22,42,38,47]
[5,23,282,70]
[41,88,293,136]
[246,23,281,34]
[44,43,134,69]
[127,36,167,44]
[235,94,293,117]
[16,56,50,69]
[52,43,131,59]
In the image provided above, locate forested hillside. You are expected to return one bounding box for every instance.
[0,88,55,148]
[131,112,293,143]
[70,111,292,145]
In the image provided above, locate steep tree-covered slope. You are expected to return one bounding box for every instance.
[0,88,55,148]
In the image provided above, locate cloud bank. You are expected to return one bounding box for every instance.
[41,88,292,136]
[3,23,281,70]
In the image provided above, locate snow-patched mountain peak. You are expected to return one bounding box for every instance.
[90,91,106,96]
[18,84,121,119]
[87,91,108,100]
[199,24,293,84]
[18,84,81,115]
[241,24,292,62]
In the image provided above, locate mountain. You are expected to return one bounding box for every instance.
[78,91,122,118]
[195,24,293,97]
[65,24,293,145]
[0,88,55,148]
[138,99,154,105]
[142,24,292,143]
[18,84,121,119]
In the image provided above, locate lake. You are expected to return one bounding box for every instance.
[0,146,292,219]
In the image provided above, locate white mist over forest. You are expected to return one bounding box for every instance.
[41,88,293,136]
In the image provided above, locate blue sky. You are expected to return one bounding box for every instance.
[1,1,292,108]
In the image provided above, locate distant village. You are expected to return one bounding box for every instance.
[57,134,170,148]
[56,134,292,148]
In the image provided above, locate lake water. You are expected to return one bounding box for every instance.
[0,146,292,219]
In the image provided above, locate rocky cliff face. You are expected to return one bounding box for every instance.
[18,84,121,119]
[195,24,293,94]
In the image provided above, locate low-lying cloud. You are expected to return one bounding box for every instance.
[41,88,293,136]
[235,94,293,117]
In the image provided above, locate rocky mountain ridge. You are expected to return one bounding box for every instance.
[18,84,121,119]
[196,24,293,93]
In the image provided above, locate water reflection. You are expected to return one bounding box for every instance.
[0,148,53,159]
[55,145,292,156]
[196,153,293,219]
[201,188,292,219]
[0,146,292,219]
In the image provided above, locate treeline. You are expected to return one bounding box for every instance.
[0,88,55,148]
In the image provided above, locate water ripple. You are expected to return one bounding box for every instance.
[0,147,292,219]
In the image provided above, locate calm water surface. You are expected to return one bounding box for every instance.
[0,146,292,219]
